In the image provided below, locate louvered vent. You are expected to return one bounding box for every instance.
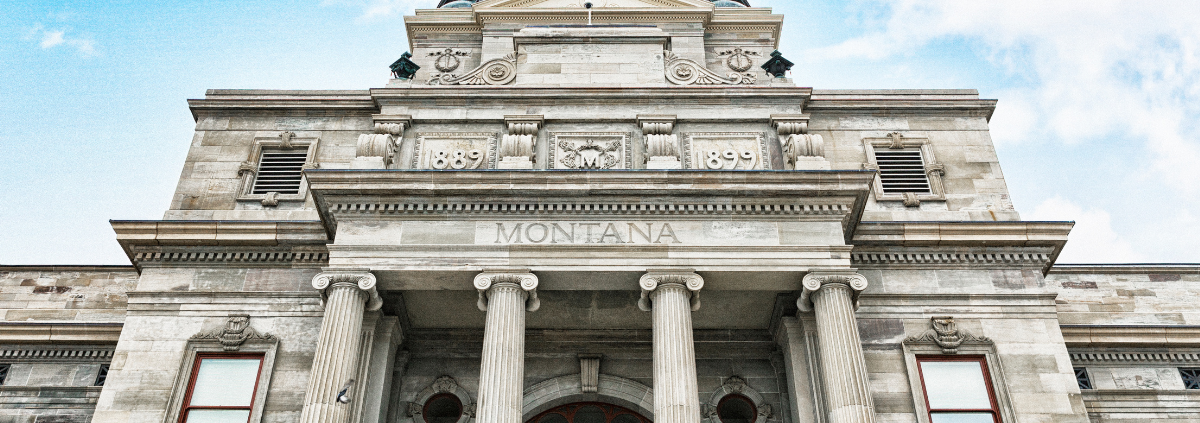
[874,149,931,194]
[251,149,307,195]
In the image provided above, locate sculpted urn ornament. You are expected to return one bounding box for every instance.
[905,316,993,354]
[190,314,275,351]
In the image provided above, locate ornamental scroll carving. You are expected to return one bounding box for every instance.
[664,51,756,86]
[640,115,680,169]
[190,315,276,351]
[773,115,828,170]
[797,272,869,312]
[428,52,518,86]
[474,271,540,312]
[905,316,993,354]
[638,271,704,312]
[312,271,384,311]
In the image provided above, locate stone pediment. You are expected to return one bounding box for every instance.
[474,0,715,8]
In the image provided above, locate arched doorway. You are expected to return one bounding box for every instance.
[526,402,652,423]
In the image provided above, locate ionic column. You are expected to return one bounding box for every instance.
[638,270,703,423]
[797,271,875,423]
[300,270,384,423]
[474,270,540,423]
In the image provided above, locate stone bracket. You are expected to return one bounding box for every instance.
[797,270,868,312]
[474,269,540,312]
[312,269,383,311]
[638,269,704,312]
[499,115,544,169]
[579,354,603,394]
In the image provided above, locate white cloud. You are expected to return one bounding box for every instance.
[32,27,96,55]
[1027,197,1147,263]
[805,0,1200,193]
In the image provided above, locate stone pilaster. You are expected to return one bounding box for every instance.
[638,270,703,423]
[474,270,540,423]
[798,271,875,423]
[300,270,384,423]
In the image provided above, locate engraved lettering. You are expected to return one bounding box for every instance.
[550,223,574,244]
[579,223,602,244]
[525,223,549,243]
[600,223,626,244]
[628,223,653,243]
[495,223,523,244]
[656,223,682,244]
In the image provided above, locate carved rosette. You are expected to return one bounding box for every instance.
[638,271,704,312]
[429,52,518,86]
[474,271,540,312]
[797,271,869,312]
[312,271,383,311]
[664,51,755,86]
[905,316,993,354]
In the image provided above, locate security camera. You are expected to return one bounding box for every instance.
[584,2,593,8]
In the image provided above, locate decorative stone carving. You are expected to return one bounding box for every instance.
[498,115,542,169]
[683,132,769,170]
[408,376,475,423]
[664,51,755,85]
[579,354,602,394]
[190,314,276,351]
[717,48,762,73]
[905,316,993,354]
[701,376,774,423]
[312,270,383,311]
[639,115,680,169]
[797,272,868,312]
[354,135,396,169]
[429,52,518,86]
[413,133,496,170]
[428,48,470,73]
[551,132,631,170]
[638,271,703,312]
[474,271,540,312]
[772,114,828,170]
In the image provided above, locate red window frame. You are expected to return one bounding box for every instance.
[178,353,265,423]
[915,355,1002,423]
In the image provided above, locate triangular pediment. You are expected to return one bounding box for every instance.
[475,0,715,9]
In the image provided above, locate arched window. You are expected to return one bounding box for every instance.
[423,393,463,423]
[716,394,757,423]
[528,402,650,423]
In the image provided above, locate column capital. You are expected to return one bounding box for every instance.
[638,269,703,312]
[312,269,383,311]
[474,269,540,312]
[797,270,868,312]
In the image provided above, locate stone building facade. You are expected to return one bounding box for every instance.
[2,1,1198,423]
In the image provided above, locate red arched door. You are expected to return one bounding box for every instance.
[527,402,652,423]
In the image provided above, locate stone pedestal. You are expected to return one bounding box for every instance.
[639,270,703,423]
[474,270,540,423]
[300,271,384,423]
[798,271,875,423]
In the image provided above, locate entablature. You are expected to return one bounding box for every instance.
[111,220,330,271]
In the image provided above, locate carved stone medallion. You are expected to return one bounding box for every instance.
[683,132,769,170]
[550,132,631,170]
[428,48,469,73]
[717,48,761,73]
[413,133,497,170]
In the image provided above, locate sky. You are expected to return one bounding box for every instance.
[1,0,1198,265]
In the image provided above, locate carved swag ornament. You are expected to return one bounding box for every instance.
[905,316,993,354]
[190,314,276,351]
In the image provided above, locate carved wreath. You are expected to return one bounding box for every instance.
[558,139,621,169]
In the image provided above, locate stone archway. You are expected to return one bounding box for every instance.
[527,402,651,423]
[522,375,654,422]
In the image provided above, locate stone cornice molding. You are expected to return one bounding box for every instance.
[904,316,992,354]
[797,270,867,312]
[638,269,703,312]
[312,270,384,311]
[851,249,1054,268]
[853,221,1073,274]
[0,345,115,363]
[112,220,331,271]
[474,269,540,312]
[1069,350,1200,365]
[0,322,124,344]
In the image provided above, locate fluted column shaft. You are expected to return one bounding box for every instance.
[640,271,704,423]
[475,271,539,423]
[800,272,875,423]
[301,271,383,423]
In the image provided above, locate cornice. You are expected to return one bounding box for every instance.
[0,265,136,273]
[369,86,813,105]
[111,220,330,271]
[853,221,1073,274]
[1049,264,1200,275]
[1061,325,1200,347]
[0,322,123,344]
[307,169,875,241]
[187,90,376,121]
[851,247,1056,270]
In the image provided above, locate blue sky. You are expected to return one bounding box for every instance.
[1,0,1198,264]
